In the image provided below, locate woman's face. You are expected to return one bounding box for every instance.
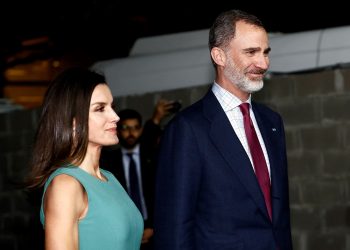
[88,84,119,147]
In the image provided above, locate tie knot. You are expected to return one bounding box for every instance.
[239,103,250,116]
[127,152,133,158]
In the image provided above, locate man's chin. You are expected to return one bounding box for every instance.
[119,141,137,149]
[244,80,264,93]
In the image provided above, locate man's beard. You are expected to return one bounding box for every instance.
[223,56,265,93]
[119,136,139,149]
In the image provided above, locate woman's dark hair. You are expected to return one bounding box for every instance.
[27,67,106,188]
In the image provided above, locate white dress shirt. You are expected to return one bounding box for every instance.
[212,83,271,177]
[121,144,148,219]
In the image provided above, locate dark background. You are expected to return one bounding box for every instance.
[1,3,349,249]
[1,1,350,64]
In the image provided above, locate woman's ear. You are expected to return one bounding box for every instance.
[210,47,226,66]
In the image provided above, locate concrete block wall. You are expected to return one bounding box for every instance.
[254,68,350,250]
[0,67,349,249]
[0,108,44,250]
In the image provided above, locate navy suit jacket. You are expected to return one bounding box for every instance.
[154,90,293,250]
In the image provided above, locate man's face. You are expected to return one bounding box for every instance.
[117,118,143,149]
[223,21,270,93]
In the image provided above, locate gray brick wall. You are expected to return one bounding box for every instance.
[0,109,43,250]
[1,67,350,249]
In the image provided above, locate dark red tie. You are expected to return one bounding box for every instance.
[239,103,272,221]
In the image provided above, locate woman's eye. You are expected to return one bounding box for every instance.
[96,106,105,112]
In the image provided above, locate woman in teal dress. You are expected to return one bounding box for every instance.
[27,68,143,250]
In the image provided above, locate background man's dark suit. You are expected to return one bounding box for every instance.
[100,143,156,230]
[154,91,292,249]
[100,107,169,250]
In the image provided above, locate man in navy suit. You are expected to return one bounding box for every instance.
[154,9,293,250]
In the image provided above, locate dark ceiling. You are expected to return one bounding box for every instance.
[1,1,350,67]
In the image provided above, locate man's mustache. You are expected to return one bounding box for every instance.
[248,69,267,75]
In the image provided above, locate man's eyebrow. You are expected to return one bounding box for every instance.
[242,47,271,53]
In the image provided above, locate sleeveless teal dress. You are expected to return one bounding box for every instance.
[40,166,143,250]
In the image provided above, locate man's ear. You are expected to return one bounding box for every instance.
[210,47,226,66]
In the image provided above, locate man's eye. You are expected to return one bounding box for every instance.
[247,50,255,55]
[119,125,141,131]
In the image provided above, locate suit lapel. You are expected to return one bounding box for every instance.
[139,145,153,189]
[115,149,128,190]
[252,104,283,222]
[203,91,270,220]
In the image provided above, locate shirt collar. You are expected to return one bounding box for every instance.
[212,82,251,111]
[121,143,140,155]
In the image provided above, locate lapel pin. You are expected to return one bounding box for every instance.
[272,128,276,131]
